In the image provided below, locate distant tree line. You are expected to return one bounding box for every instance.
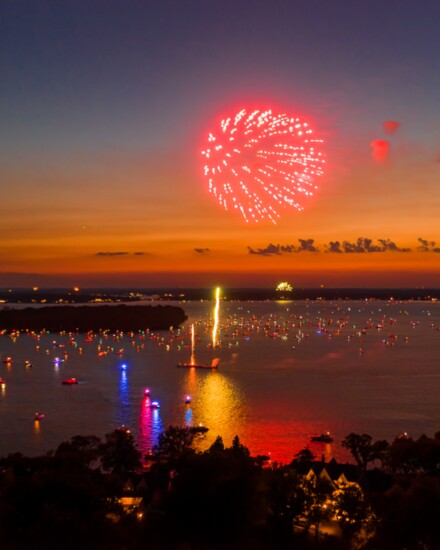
[0,428,439,549]
[0,304,187,332]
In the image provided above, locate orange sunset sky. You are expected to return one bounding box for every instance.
[1,2,439,288]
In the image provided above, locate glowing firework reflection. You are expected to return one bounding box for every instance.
[195,372,244,449]
[202,108,325,223]
[116,368,130,427]
[212,287,220,347]
[190,323,196,365]
[185,405,193,426]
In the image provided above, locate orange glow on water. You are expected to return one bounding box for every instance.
[195,372,245,449]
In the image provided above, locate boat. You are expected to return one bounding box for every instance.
[189,424,209,434]
[310,432,334,443]
[2,357,13,364]
[62,377,78,385]
[115,425,131,434]
[34,412,45,421]
[177,358,220,369]
[0,378,6,386]
[144,451,159,461]
[150,401,160,409]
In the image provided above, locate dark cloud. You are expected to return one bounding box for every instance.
[95,251,129,256]
[194,248,210,254]
[417,238,439,252]
[341,240,362,253]
[370,139,390,162]
[324,238,411,253]
[383,120,400,134]
[327,241,342,253]
[249,238,436,256]
[248,243,288,256]
[342,238,382,253]
[248,240,315,255]
[378,239,411,252]
[297,239,317,252]
[339,238,410,253]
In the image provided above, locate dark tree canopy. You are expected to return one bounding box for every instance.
[98,428,142,475]
[152,425,197,463]
[342,433,388,471]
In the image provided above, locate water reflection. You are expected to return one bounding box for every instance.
[212,287,220,347]
[116,367,130,427]
[195,371,245,449]
[0,300,439,462]
[137,396,163,455]
[184,406,193,426]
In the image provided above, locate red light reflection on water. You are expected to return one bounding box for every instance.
[137,396,163,456]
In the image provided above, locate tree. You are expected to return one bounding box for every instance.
[301,476,333,544]
[268,467,308,536]
[229,435,251,458]
[152,426,196,463]
[98,428,141,475]
[333,483,376,544]
[208,435,225,453]
[292,446,315,464]
[55,435,101,468]
[342,433,388,471]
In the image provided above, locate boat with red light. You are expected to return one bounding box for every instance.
[62,377,78,385]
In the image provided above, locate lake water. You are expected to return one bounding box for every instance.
[0,300,439,464]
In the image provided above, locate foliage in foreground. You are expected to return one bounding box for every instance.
[0,428,439,549]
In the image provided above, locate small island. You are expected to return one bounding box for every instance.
[0,304,187,332]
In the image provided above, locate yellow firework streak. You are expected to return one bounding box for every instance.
[212,287,220,347]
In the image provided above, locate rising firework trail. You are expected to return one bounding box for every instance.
[212,287,220,348]
[202,108,325,223]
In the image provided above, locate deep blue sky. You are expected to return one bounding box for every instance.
[2,0,440,154]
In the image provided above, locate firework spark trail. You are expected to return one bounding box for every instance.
[212,287,220,348]
[202,109,325,223]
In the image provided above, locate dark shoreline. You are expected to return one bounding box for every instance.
[0,304,187,332]
[1,287,439,304]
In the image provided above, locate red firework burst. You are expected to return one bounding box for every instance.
[201,108,325,223]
